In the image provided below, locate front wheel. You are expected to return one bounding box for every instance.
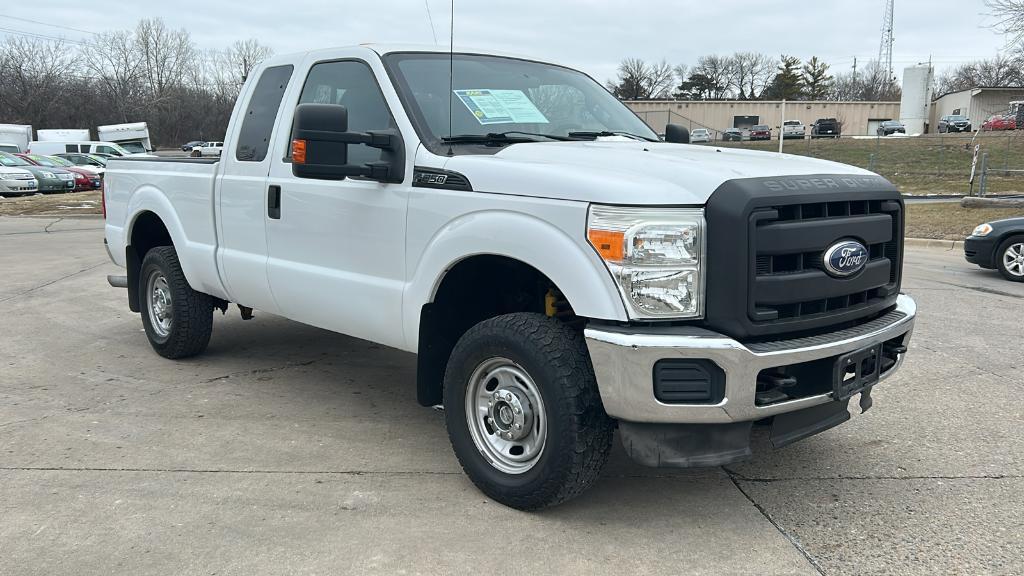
[443,313,614,510]
[996,235,1024,282]
[139,246,214,358]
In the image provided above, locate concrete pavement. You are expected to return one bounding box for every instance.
[1,216,1021,575]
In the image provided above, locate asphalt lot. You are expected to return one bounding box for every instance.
[1,216,1022,576]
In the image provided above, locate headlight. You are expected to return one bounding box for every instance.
[587,205,704,319]
[42,171,56,179]
[972,223,993,237]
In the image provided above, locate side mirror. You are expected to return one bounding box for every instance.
[290,103,404,183]
[664,124,690,144]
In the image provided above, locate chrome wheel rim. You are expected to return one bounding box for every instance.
[146,271,173,337]
[1004,243,1024,277]
[465,357,547,474]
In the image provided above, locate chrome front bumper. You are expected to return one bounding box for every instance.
[585,294,916,424]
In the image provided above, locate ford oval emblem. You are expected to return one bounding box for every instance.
[823,240,869,277]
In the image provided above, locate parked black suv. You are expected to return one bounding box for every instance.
[811,118,840,138]
[937,115,972,133]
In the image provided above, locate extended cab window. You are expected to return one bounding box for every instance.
[236,65,294,162]
[296,60,395,167]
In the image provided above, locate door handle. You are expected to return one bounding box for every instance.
[268,185,281,219]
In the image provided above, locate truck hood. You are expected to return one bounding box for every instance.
[436,141,878,204]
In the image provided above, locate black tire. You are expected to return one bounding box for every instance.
[139,246,214,358]
[443,312,614,510]
[995,235,1024,282]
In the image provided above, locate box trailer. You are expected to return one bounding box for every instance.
[0,124,33,152]
[37,129,92,142]
[97,122,152,154]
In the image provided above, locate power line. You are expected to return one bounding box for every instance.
[0,14,97,35]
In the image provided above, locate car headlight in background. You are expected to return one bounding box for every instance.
[971,223,993,237]
[41,171,56,179]
[587,205,704,319]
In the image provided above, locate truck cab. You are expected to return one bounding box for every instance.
[103,45,916,510]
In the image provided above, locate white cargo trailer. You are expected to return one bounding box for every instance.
[97,122,153,153]
[0,124,33,152]
[37,128,92,142]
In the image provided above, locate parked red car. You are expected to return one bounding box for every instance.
[14,153,102,191]
[982,114,1017,131]
[749,124,772,140]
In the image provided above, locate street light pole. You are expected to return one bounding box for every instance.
[778,99,786,154]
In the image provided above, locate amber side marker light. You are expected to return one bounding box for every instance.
[587,229,625,261]
[291,139,307,164]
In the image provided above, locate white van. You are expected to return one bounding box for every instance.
[27,140,140,157]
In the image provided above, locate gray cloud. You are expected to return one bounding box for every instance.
[12,0,1012,81]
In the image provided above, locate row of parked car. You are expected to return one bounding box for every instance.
[0,151,108,196]
[689,118,845,143]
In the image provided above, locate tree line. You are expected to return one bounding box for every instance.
[606,53,903,102]
[0,18,272,148]
[609,0,1024,103]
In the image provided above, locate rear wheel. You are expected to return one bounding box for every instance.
[443,313,614,510]
[139,246,214,358]
[996,235,1024,282]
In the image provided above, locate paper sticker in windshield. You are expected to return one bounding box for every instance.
[454,89,549,125]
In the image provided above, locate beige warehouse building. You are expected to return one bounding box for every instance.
[626,100,902,137]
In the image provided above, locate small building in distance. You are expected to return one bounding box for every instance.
[930,87,1024,129]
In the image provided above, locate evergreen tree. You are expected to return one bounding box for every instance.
[801,56,833,100]
[763,55,803,100]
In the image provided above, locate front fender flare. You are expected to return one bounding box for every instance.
[403,210,627,349]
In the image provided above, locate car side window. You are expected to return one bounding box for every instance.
[296,60,395,167]
[236,65,294,162]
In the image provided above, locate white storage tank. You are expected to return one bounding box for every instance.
[899,65,933,135]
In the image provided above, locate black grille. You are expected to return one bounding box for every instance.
[751,199,901,323]
[703,174,904,340]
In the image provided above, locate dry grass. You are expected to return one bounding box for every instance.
[0,190,102,216]
[717,131,1024,196]
[906,203,1024,240]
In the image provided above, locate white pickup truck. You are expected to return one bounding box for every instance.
[103,44,916,510]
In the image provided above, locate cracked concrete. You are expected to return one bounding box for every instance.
[1,219,1022,575]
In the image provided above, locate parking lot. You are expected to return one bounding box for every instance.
[1,215,1022,575]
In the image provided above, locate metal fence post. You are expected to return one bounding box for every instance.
[1006,134,1011,176]
[868,153,877,172]
[979,152,989,196]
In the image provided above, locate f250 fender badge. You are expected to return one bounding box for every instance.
[823,240,868,277]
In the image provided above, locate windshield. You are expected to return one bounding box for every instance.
[0,144,19,153]
[384,53,657,150]
[784,121,801,126]
[120,142,147,154]
[948,115,967,121]
[0,153,30,167]
[753,125,769,130]
[25,154,59,167]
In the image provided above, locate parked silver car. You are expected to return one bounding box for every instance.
[0,166,39,196]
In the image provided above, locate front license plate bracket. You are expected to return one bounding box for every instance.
[833,344,882,401]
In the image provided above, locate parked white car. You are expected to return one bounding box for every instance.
[103,44,916,510]
[0,166,39,196]
[690,128,711,143]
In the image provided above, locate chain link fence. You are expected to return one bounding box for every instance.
[634,110,1024,196]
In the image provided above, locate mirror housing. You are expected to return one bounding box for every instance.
[664,124,690,144]
[290,103,404,183]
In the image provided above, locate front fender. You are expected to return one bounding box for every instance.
[404,208,627,350]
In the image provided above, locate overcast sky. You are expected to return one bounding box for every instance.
[8,0,1013,82]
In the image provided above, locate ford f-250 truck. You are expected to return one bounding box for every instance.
[103,44,916,510]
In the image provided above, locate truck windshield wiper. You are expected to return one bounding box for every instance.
[567,130,657,142]
[440,131,571,145]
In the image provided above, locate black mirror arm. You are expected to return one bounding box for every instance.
[295,128,398,150]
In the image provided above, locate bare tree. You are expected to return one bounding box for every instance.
[936,53,1024,94]
[607,58,676,100]
[986,0,1024,48]
[229,39,274,84]
[85,30,144,123]
[692,55,735,99]
[729,52,774,100]
[829,59,901,101]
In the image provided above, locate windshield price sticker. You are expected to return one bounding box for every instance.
[454,89,549,125]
